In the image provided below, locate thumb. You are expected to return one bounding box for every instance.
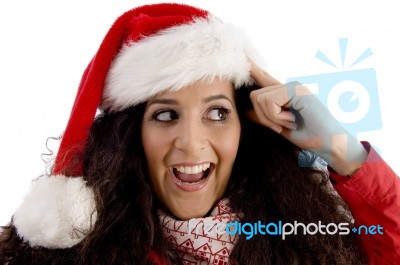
[249,59,281,87]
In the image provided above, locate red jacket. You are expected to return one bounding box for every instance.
[330,142,400,264]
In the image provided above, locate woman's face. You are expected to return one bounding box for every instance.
[141,78,241,220]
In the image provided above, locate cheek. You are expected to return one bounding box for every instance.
[141,126,167,180]
[221,135,240,160]
[142,121,171,157]
[212,125,241,198]
[215,125,241,164]
[142,129,157,162]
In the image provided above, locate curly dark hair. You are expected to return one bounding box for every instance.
[0,85,365,264]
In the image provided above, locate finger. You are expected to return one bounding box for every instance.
[246,109,284,134]
[250,92,288,133]
[249,105,296,132]
[249,60,281,87]
[250,84,290,109]
[283,121,297,130]
[258,103,294,127]
[260,101,295,122]
[250,87,296,122]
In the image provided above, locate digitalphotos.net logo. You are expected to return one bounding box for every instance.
[225,221,384,240]
[286,38,382,164]
[187,218,384,241]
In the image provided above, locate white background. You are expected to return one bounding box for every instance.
[0,0,399,225]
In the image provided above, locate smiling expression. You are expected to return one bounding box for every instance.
[141,78,241,220]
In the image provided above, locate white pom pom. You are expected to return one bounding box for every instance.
[13,175,97,248]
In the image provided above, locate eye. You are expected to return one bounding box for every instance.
[207,107,231,122]
[153,110,178,122]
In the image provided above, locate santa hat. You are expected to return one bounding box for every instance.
[12,3,263,249]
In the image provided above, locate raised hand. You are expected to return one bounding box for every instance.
[247,60,367,176]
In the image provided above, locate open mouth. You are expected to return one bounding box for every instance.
[169,163,214,191]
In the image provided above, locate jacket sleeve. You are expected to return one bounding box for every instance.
[329,142,400,265]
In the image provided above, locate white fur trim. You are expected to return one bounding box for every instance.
[13,175,97,249]
[102,15,265,111]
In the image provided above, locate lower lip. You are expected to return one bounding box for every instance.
[168,167,213,192]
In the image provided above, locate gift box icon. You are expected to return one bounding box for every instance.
[286,38,382,138]
[287,38,382,166]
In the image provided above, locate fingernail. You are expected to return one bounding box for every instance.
[286,122,297,130]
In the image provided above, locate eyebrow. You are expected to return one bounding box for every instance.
[147,98,178,107]
[203,94,234,105]
[147,94,234,108]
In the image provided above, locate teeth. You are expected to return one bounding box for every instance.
[175,163,210,174]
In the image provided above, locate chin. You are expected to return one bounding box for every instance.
[169,200,215,220]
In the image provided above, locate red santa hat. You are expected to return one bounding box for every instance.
[12,3,263,249]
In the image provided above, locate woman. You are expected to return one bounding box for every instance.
[0,3,399,265]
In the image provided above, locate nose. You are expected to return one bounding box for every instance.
[173,117,208,154]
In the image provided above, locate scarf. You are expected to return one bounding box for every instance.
[159,199,239,264]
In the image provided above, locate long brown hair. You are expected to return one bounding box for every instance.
[0,86,365,264]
